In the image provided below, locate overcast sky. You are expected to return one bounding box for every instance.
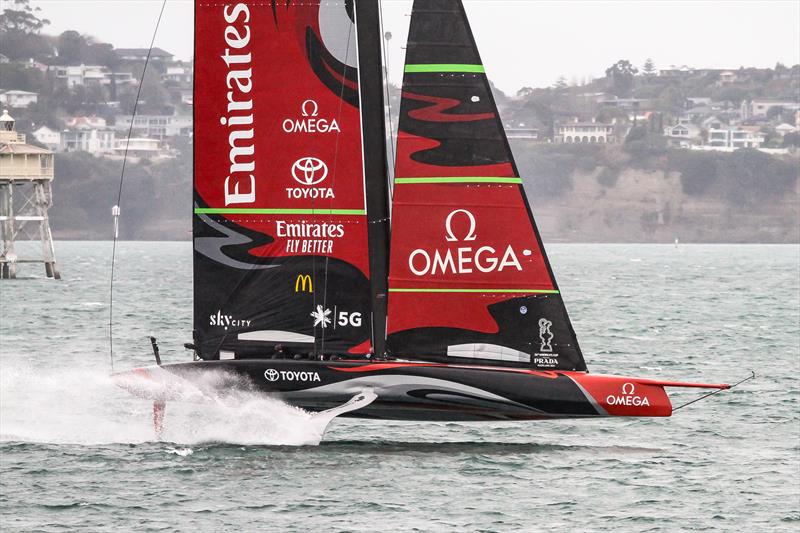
[28,0,800,95]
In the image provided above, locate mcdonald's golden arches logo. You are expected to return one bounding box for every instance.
[295,274,313,293]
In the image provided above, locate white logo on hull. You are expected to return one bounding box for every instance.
[606,382,651,407]
[264,369,321,382]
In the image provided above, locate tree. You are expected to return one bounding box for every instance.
[766,106,785,120]
[0,0,49,34]
[0,0,51,60]
[516,87,534,98]
[782,132,800,148]
[553,76,567,91]
[57,30,87,65]
[642,58,656,76]
[605,59,638,97]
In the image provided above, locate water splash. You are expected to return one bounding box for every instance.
[0,360,332,446]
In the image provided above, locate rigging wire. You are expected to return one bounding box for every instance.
[377,0,397,199]
[320,15,355,357]
[108,0,168,373]
[672,371,755,411]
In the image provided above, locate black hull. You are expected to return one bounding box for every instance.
[116,359,688,422]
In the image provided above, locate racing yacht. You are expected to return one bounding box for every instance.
[114,0,729,433]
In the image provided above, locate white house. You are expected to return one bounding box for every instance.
[707,126,764,149]
[50,65,137,88]
[774,123,797,137]
[162,64,193,85]
[115,48,174,62]
[62,116,116,154]
[0,90,38,108]
[555,118,616,144]
[664,122,702,147]
[113,137,162,159]
[114,114,192,139]
[32,126,61,151]
[743,99,800,119]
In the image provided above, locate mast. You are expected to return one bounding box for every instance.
[355,0,391,357]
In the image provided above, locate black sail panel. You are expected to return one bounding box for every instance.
[385,0,587,371]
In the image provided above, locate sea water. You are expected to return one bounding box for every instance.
[1,242,798,532]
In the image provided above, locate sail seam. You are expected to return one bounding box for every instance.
[194,208,366,215]
[395,177,522,184]
[404,64,485,73]
[389,288,560,294]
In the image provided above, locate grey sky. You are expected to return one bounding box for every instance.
[28,0,800,95]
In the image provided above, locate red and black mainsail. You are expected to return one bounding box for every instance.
[193,1,386,358]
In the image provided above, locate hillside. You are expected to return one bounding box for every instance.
[2,1,798,243]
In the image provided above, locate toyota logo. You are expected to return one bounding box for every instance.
[291,157,328,186]
[264,369,279,382]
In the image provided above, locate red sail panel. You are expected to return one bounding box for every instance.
[193,1,373,358]
[386,0,585,371]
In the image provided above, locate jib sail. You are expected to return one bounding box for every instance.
[193,1,375,358]
[385,0,586,371]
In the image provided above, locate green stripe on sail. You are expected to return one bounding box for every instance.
[194,208,366,216]
[404,64,485,73]
[389,288,560,294]
[395,177,522,184]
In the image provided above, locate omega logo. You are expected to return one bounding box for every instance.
[445,209,477,242]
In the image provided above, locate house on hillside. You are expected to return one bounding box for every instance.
[50,65,137,88]
[22,58,48,73]
[115,48,174,62]
[707,125,764,149]
[741,99,800,119]
[718,70,737,84]
[701,116,726,130]
[32,126,61,151]
[775,123,798,137]
[62,116,116,154]
[112,137,164,159]
[685,97,711,108]
[504,123,541,140]
[600,96,651,110]
[554,118,616,144]
[113,113,192,140]
[664,121,702,148]
[658,65,694,78]
[0,90,38,108]
[162,64,193,85]
[684,105,714,121]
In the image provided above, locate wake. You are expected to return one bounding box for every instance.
[0,360,335,446]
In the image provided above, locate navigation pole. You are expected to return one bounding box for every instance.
[355,0,391,356]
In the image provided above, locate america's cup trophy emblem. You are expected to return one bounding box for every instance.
[539,318,553,352]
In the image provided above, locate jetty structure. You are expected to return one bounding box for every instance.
[0,109,60,279]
